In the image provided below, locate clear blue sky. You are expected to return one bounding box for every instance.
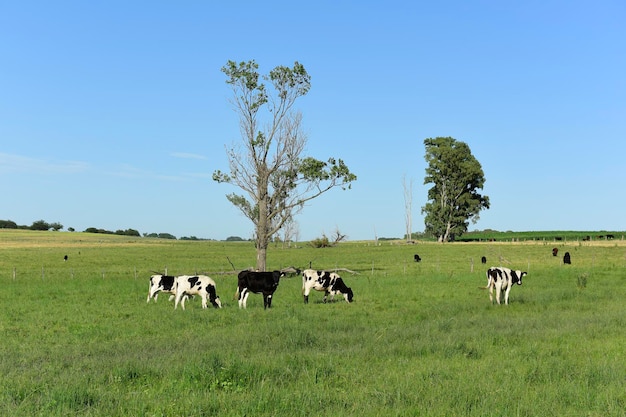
[1,1,624,241]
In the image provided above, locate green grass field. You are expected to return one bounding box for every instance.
[1,230,625,416]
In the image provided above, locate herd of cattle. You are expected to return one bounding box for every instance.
[147,269,354,310]
[147,248,573,309]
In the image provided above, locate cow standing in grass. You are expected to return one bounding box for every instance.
[484,267,526,305]
[302,269,354,304]
[174,275,222,310]
[236,270,283,309]
[147,274,178,303]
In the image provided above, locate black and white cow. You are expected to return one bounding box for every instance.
[174,275,222,310]
[485,267,526,305]
[147,274,178,303]
[302,269,354,304]
[236,270,283,309]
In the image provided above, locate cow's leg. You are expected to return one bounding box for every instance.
[239,289,249,309]
[495,283,502,305]
[504,287,511,305]
[303,286,310,304]
[174,292,183,310]
[147,289,159,303]
[488,286,494,304]
[323,291,329,303]
[237,288,244,308]
[200,293,208,309]
[266,294,272,308]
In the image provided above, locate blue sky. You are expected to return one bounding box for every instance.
[1,1,624,241]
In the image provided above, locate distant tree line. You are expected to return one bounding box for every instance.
[0,219,64,231]
[0,219,215,241]
[85,227,141,237]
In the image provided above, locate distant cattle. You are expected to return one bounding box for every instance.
[481,256,487,264]
[484,267,526,305]
[552,248,559,257]
[302,269,354,304]
[236,270,283,309]
[414,254,421,262]
[147,274,178,303]
[174,275,222,310]
[63,255,68,262]
[563,252,571,264]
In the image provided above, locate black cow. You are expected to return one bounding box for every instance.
[414,254,421,262]
[552,247,559,257]
[563,252,571,264]
[236,270,283,309]
[481,256,487,264]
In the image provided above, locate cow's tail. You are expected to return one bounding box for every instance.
[479,268,492,289]
[233,287,240,301]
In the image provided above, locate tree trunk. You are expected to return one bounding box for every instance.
[255,220,269,271]
[256,245,267,272]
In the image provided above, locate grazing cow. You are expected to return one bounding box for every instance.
[414,254,421,262]
[563,252,571,264]
[481,256,487,264]
[236,270,283,309]
[174,275,222,310]
[302,269,354,304]
[552,247,559,257]
[484,267,526,305]
[147,274,178,303]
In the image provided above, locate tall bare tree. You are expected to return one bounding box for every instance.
[213,60,356,271]
[280,217,298,249]
[402,174,414,242]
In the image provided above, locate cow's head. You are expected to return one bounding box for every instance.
[212,296,222,308]
[345,287,354,303]
[271,271,283,286]
[514,271,527,285]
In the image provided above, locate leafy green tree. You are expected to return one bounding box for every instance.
[30,220,50,231]
[49,222,63,231]
[421,137,489,242]
[214,60,356,271]
[115,228,140,237]
[0,220,18,229]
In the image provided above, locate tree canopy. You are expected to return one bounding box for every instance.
[421,137,489,242]
[213,60,356,271]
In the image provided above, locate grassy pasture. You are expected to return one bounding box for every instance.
[1,230,625,416]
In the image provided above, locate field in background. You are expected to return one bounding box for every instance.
[457,229,626,243]
[1,230,625,416]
